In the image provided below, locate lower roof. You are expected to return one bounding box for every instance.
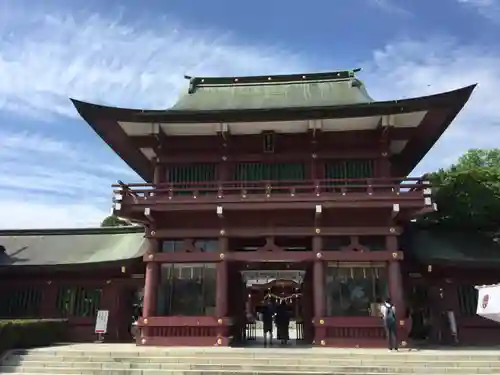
[0,226,146,267]
[403,228,500,267]
[0,225,498,268]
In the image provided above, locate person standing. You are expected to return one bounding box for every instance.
[261,300,275,347]
[380,298,398,351]
[275,300,290,345]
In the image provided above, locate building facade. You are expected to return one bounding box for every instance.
[2,70,499,348]
[70,70,477,347]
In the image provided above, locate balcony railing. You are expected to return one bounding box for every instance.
[112,177,430,202]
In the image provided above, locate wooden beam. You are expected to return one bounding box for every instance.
[144,207,155,223]
[147,226,402,238]
[156,150,381,164]
[129,128,416,149]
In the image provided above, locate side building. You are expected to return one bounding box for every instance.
[0,226,146,342]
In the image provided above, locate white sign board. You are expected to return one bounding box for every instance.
[476,284,500,323]
[95,310,109,334]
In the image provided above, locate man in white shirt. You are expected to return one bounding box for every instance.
[380,298,398,351]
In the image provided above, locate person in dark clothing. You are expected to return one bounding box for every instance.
[261,300,274,346]
[275,300,290,345]
[380,298,398,351]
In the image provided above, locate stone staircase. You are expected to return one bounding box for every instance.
[1,344,500,374]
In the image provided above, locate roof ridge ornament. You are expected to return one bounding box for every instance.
[183,69,363,94]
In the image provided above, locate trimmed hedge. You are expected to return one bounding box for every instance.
[0,319,68,353]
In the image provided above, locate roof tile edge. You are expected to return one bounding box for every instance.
[186,69,362,94]
[0,226,145,237]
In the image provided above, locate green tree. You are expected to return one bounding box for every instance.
[419,149,500,234]
[100,215,129,227]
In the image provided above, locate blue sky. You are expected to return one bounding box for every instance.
[0,0,499,228]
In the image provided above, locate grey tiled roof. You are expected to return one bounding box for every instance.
[0,226,146,266]
[172,71,374,111]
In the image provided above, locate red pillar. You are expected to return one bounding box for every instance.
[313,260,326,346]
[142,238,160,331]
[215,235,229,345]
[387,233,407,347]
[40,281,58,318]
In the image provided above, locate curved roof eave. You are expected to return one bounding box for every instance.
[70,84,476,181]
[71,84,476,123]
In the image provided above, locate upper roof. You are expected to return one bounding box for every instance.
[0,226,146,267]
[173,70,374,111]
[70,69,476,181]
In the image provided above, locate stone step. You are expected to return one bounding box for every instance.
[1,371,499,375]
[10,350,500,362]
[1,363,499,374]
[5,357,500,367]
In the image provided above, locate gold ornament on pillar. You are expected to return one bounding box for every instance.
[392,252,398,259]
[320,340,326,346]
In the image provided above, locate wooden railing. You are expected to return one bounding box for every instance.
[112,177,429,200]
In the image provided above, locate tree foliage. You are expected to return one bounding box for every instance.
[418,149,500,234]
[100,215,129,227]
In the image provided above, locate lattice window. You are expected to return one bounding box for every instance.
[0,287,42,318]
[324,159,374,191]
[167,163,217,195]
[157,263,216,316]
[233,163,305,182]
[56,286,101,317]
[325,262,388,317]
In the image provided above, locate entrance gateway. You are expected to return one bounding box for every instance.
[241,268,309,345]
[71,69,475,346]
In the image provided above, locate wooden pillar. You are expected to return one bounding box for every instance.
[215,261,228,318]
[153,160,163,185]
[100,281,122,342]
[387,234,407,346]
[215,236,229,345]
[313,234,326,346]
[40,281,58,318]
[142,239,160,318]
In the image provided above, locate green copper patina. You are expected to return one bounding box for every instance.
[171,69,374,111]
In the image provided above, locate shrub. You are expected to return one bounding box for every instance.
[0,319,68,353]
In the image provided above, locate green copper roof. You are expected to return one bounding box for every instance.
[406,229,500,266]
[0,226,146,266]
[171,70,374,111]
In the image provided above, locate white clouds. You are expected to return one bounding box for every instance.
[0,129,136,228]
[457,0,500,22]
[0,6,305,229]
[0,5,499,228]
[0,9,304,118]
[367,0,411,15]
[360,38,500,174]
